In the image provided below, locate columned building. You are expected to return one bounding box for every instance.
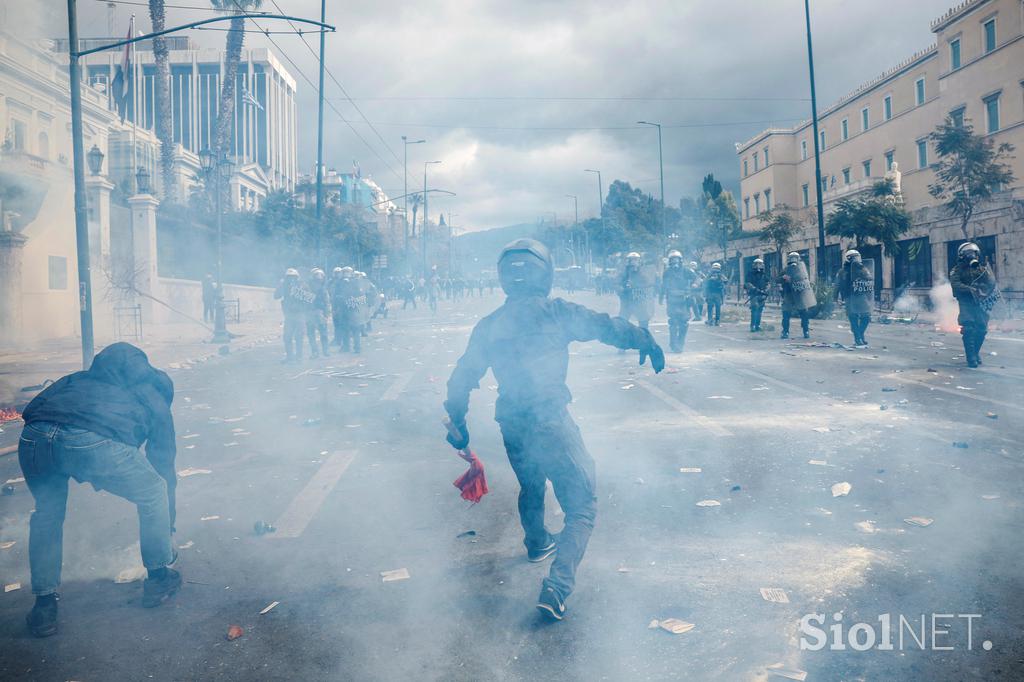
[734,0,1024,300]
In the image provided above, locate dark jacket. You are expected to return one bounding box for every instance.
[703,272,728,301]
[744,271,770,306]
[24,342,174,454]
[445,296,655,424]
[275,278,314,317]
[834,263,874,315]
[950,263,997,325]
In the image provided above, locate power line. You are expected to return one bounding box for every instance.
[332,95,812,103]
[327,118,805,132]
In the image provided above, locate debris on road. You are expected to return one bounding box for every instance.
[302,418,322,426]
[634,477,644,485]
[5,582,21,593]
[882,387,897,392]
[679,467,702,473]
[177,467,212,478]
[855,521,877,534]
[759,587,790,604]
[707,395,733,400]
[648,618,695,634]
[831,482,852,497]
[904,517,934,527]
[223,442,239,448]
[696,499,721,507]
[617,567,631,573]
[808,460,827,466]
[766,663,808,681]
[253,521,276,536]
[0,541,15,550]
[730,485,741,492]
[456,530,477,538]
[226,625,244,641]
[200,515,221,521]
[1,485,13,496]
[952,442,969,449]
[5,477,25,485]
[812,427,831,433]
[178,541,194,550]
[381,568,411,582]
[115,566,147,583]
[986,412,998,419]
[982,494,1000,500]
[259,601,280,615]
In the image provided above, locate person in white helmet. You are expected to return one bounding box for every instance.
[778,252,816,339]
[617,252,653,329]
[703,262,728,326]
[949,242,998,367]
[274,268,313,362]
[306,268,331,358]
[687,261,705,321]
[834,249,873,347]
[744,258,770,332]
[659,250,695,352]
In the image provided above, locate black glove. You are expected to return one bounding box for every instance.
[446,419,470,450]
[638,333,665,374]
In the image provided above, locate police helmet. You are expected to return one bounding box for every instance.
[712,262,722,270]
[957,242,981,261]
[340,266,354,276]
[689,261,698,269]
[332,267,344,275]
[845,249,862,264]
[667,250,682,259]
[498,238,553,297]
[787,252,801,264]
[285,268,299,277]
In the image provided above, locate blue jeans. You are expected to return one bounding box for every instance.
[18,421,174,596]
[500,409,597,602]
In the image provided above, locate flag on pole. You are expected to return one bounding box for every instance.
[110,18,133,122]
[241,86,264,111]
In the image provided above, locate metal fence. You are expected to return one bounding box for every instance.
[114,304,143,341]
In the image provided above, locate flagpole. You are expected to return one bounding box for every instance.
[129,14,137,194]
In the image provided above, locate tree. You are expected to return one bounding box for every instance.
[758,207,798,265]
[210,1,263,161]
[148,0,176,203]
[704,190,741,264]
[825,181,911,255]
[928,118,1015,239]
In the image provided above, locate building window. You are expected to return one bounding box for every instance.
[841,118,849,141]
[984,18,996,53]
[764,188,772,211]
[801,139,808,160]
[754,194,761,214]
[915,78,926,106]
[754,153,760,172]
[10,119,27,151]
[861,107,869,132]
[950,38,961,69]
[863,159,872,178]
[821,176,828,194]
[842,167,851,185]
[885,150,895,171]
[883,95,892,121]
[984,93,1000,133]
[744,197,750,219]
[744,159,749,177]
[819,130,826,150]
[37,132,49,160]
[917,139,928,169]
[48,256,68,290]
[802,184,809,207]
[950,107,966,127]
[894,237,932,289]
[763,147,770,166]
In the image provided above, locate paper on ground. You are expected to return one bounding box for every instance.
[759,587,790,604]
[831,482,852,497]
[381,568,410,582]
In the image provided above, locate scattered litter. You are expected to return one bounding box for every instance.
[982,494,1000,500]
[182,433,200,439]
[759,587,789,603]
[620,384,635,390]
[808,460,827,466]
[855,521,877,534]
[114,566,147,584]
[815,507,833,516]
[881,387,897,392]
[185,445,196,450]
[178,541,194,550]
[812,427,831,433]
[751,386,770,391]
[634,477,644,485]
[302,418,322,426]
[0,541,15,550]
[930,341,945,348]
[679,467,702,473]
[381,568,410,582]
[253,521,276,536]
[222,416,247,423]
[986,412,998,420]
[223,442,239,448]
[927,368,938,373]
[4,582,21,593]
[226,625,244,641]
[696,499,721,507]
[345,424,361,429]
[177,467,212,478]
[456,530,477,538]
[955,386,974,391]
[952,442,969,449]
[730,485,741,492]
[259,601,280,615]
[1,485,13,496]
[904,516,934,527]
[201,515,221,521]
[766,663,808,681]
[831,482,852,497]
[617,567,631,573]
[3,477,24,485]
[648,618,695,634]
[707,395,733,400]
[851,369,861,374]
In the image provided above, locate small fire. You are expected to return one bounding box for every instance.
[0,408,22,422]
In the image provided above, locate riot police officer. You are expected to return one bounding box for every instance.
[660,250,694,352]
[744,258,770,332]
[950,242,999,368]
[306,268,331,358]
[274,268,312,362]
[779,252,816,339]
[617,252,654,329]
[703,262,728,326]
[687,261,705,321]
[834,249,874,347]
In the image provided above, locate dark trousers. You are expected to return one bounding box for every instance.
[500,410,597,602]
[782,310,810,336]
[706,297,722,325]
[961,321,988,364]
[283,316,305,358]
[750,304,764,330]
[306,312,330,356]
[848,313,870,343]
[402,294,416,310]
[668,315,689,352]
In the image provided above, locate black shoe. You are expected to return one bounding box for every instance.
[26,595,58,638]
[803,331,810,339]
[536,586,566,621]
[142,568,182,608]
[527,541,557,563]
[781,332,790,339]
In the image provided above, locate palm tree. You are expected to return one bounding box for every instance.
[210,0,263,163]
[148,0,176,202]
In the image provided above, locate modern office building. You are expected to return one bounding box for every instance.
[734,0,1024,299]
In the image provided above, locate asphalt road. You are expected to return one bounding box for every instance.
[1,292,1022,681]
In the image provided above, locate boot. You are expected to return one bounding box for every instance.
[26,594,58,638]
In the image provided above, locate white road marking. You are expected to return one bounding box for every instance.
[381,372,416,401]
[270,451,356,538]
[636,380,733,437]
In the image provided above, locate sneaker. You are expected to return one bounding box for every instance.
[780,332,790,339]
[802,331,810,339]
[527,541,557,563]
[26,595,58,638]
[536,586,566,621]
[142,568,182,608]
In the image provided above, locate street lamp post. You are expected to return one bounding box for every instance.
[402,136,425,273]
[637,121,665,241]
[422,160,441,276]
[200,147,232,343]
[804,0,827,280]
[566,194,578,266]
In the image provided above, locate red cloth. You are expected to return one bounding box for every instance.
[453,449,488,503]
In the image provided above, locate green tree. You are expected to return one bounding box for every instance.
[704,190,741,264]
[210,0,263,160]
[825,181,911,255]
[757,207,798,265]
[928,118,1015,239]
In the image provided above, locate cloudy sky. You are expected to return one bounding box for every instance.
[46,0,954,230]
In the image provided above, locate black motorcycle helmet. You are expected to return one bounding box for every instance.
[498,238,554,297]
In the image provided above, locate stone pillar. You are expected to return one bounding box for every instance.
[87,176,116,338]
[129,193,160,325]
[0,231,28,346]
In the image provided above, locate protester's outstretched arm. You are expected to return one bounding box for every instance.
[443,322,491,448]
[555,299,664,373]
